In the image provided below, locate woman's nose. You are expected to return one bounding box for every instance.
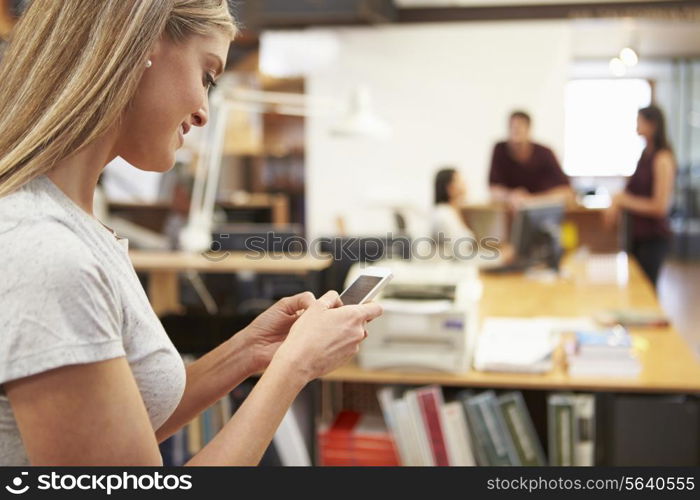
[192,108,208,128]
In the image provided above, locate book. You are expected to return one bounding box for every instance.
[573,395,596,466]
[229,379,284,466]
[440,401,476,466]
[186,413,202,456]
[171,425,188,466]
[404,389,436,466]
[415,386,450,466]
[219,393,233,424]
[498,392,546,466]
[568,357,642,378]
[161,425,190,466]
[457,391,489,465]
[159,433,173,466]
[574,328,633,357]
[377,386,398,432]
[460,390,520,466]
[595,309,669,328]
[319,411,399,466]
[212,399,224,438]
[548,393,576,466]
[202,405,213,444]
[273,402,312,466]
[390,397,423,466]
[377,386,410,465]
[566,329,642,378]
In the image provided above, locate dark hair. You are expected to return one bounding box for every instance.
[435,168,457,204]
[638,105,670,152]
[509,110,531,125]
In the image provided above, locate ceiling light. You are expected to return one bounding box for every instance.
[609,57,627,77]
[619,47,639,67]
[331,86,391,140]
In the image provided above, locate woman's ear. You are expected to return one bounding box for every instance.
[146,36,168,65]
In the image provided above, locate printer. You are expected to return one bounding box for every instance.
[348,259,482,373]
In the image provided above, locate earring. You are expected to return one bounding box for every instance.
[145,59,152,68]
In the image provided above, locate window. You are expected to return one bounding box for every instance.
[564,79,652,177]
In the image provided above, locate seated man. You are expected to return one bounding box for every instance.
[489,110,573,209]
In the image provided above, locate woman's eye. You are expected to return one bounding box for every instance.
[203,73,217,90]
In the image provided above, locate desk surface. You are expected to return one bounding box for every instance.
[461,202,603,214]
[324,255,700,393]
[130,250,332,274]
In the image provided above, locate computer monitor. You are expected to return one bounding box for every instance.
[510,202,565,271]
[211,223,305,253]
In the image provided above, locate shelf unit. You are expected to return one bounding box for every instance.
[314,254,700,465]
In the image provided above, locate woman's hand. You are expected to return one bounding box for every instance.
[271,290,383,384]
[239,291,316,373]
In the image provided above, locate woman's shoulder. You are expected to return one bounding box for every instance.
[1,178,96,258]
[1,212,100,285]
[433,203,455,218]
[0,178,60,230]
[433,203,473,232]
[654,148,675,163]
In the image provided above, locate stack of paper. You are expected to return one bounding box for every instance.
[474,318,559,374]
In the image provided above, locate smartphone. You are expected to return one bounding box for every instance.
[339,267,393,305]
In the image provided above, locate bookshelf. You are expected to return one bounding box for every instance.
[316,254,700,466]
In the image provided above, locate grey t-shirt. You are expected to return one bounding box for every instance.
[0,175,186,465]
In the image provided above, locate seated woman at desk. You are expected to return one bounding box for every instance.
[432,168,512,264]
[0,0,381,466]
[604,105,676,288]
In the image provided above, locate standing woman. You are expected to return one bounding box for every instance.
[0,0,381,466]
[604,105,677,287]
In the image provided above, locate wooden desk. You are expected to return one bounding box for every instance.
[462,203,620,253]
[130,250,332,316]
[323,255,700,394]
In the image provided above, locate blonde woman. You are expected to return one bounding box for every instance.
[0,0,381,466]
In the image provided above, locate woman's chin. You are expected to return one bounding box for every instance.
[120,151,176,173]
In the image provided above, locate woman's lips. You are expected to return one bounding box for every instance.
[177,124,185,147]
[177,122,191,147]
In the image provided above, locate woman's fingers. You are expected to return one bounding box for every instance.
[313,290,341,311]
[284,291,316,313]
[353,302,383,322]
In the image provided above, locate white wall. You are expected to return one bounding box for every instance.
[305,21,572,238]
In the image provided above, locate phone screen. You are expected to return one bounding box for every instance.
[339,275,383,305]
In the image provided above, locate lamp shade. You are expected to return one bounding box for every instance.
[330,85,391,139]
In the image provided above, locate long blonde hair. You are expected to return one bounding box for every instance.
[0,0,236,197]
